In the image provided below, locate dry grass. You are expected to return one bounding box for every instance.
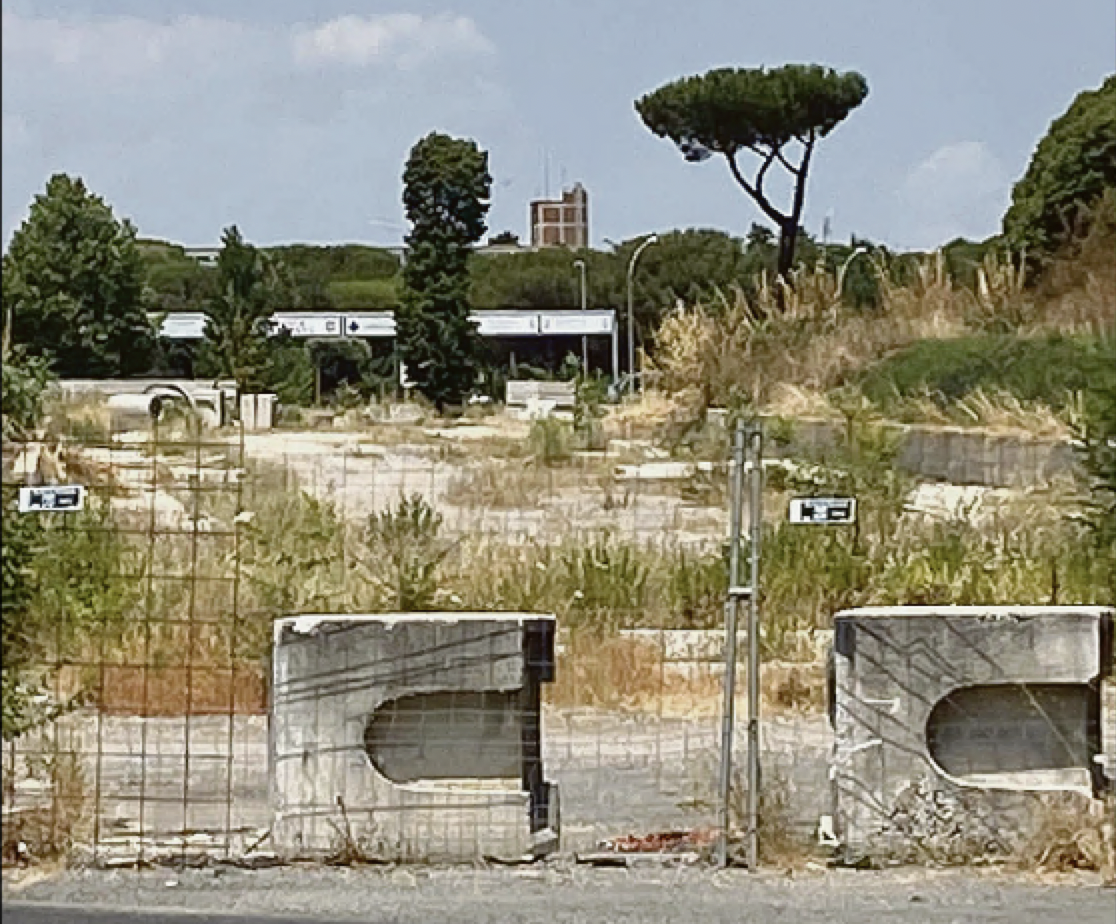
[763,660,827,714]
[1014,793,1115,878]
[548,632,670,710]
[763,384,844,420]
[762,382,1079,438]
[87,665,266,716]
[603,391,684,442]
[651,258,976,409]
[444,457,612,510]
[53,622,269,716]
[920,388,1077,438]
[651,246,1113,430]
[545,629,826,717]
[444,459,554,509]
[2,749,88,866]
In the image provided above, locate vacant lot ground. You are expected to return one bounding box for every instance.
[4,708,833,862]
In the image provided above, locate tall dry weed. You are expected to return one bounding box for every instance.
[652,247,1110,420]
[1014,793,1115,877]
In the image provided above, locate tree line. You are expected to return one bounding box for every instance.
[2,67,1112,410]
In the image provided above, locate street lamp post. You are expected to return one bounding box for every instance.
[626,234,658,392]
[836,246,869,299]
[573,259,588,373]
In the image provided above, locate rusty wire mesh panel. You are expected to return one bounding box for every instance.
[2,407,770,866]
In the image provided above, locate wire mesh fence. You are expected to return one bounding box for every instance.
[2,409,788,867]
[4,405,1111,871]
[2,417,264,865]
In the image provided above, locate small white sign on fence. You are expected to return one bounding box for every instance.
[19,485,86,514]
[789,496,856,525]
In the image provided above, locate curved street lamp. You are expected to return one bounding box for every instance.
[836,246,869,299]
[573,258,588,372]
[626,234,658,389]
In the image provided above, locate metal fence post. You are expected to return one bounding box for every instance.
[745,425,763,871]
[717,421,748,868]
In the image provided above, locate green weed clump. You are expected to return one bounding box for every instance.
[364,494,452,611]
[528,417,573,465]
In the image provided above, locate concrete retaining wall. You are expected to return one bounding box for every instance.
[760,416,1079,488]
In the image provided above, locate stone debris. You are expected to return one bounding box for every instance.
[885,778,1012,864]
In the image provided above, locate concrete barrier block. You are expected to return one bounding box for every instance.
[831,605,1114,865]
[271,613,558,862]
[506,381,575,410]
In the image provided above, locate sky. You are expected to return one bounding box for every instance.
[3,0,1114,253]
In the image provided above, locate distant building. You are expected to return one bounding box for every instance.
[183,247,220,267]
[529,183,588,249]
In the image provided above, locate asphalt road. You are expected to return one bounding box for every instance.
[5,908,355,924]
[4,866,1113,924]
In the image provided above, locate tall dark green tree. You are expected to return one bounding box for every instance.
[1003,75,1116,263]
[3,173,154,376]
[398,132,492,408]
[636,64,869,282]
[201,226,297,392]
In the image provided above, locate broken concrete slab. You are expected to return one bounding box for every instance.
[270,613,559,864]
[831,605,1114,866]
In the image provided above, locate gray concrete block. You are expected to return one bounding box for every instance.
[831,605,1114,865]
[270,613,558,862]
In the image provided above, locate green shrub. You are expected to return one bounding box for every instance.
[3,493,136,739]
[1,350,52,440]
[2,486,45,739]
[574,374,608,451]
[1077,333,1116,558]
[266,339,316,407]
[857,334,1107,412]
[365,494,452,612]
[560,535,651,625]
[267,244,400,283]
[529,417,573,465]
[1003,75,1116,263]
[242,487,352,618]
[665,548,728,628]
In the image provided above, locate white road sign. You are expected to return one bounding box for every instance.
[344,313,397,338]
[789,496,857,525]
[539,311,615,335]
[471,312,540,336]
[19,485,86,513]
[270,313,343,338]
[157,312,207,339]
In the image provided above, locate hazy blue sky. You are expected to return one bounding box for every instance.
[3,1,1113,251]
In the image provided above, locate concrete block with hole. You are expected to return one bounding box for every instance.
[829,605,1114,864]
[270,613,558,862]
